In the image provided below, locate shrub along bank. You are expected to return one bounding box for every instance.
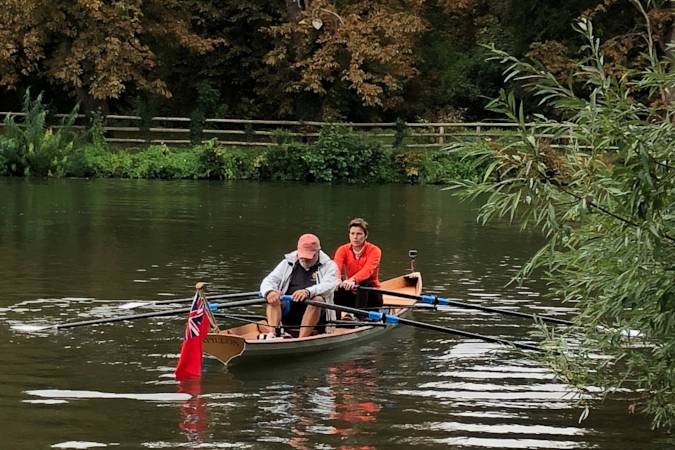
[0,130,481,184]
[0,95,481,183]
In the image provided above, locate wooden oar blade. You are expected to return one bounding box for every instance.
[118,302,149,310]
[11,323,54,332]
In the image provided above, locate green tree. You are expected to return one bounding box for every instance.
[406,0,507,120]
[450,3,674,430]
[146,0,282,118]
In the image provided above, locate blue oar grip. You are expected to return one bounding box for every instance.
[367,311,383,321]
[280,295,292,302]
[384,315,399,324]
[210,304,218,311]
[420,295,434,304]
[420,294,449,306]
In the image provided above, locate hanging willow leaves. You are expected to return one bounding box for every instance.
[448,3,675,430]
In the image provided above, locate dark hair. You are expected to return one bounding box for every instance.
[348,218,369,235]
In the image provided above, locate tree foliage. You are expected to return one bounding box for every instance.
[0,0,667,121]
[0,0,223,110]
[264,1,427,118]
[450,3,674,429]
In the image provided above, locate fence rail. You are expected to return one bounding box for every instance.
[0,112,526,148]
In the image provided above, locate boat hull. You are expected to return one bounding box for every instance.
[203,272,422,365]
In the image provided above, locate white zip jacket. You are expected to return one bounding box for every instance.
[260,250,339,329]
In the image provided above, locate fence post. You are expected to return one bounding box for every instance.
[438,125,445,145]
[102,113,108,144]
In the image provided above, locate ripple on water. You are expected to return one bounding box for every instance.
[51,442,112,449]
[427,436,585,449]
[26,389,192,401]
[140,442,247,448]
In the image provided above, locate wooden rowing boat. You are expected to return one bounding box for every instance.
[202,272,422,365]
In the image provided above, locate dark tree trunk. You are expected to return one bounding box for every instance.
[75,86,109,118]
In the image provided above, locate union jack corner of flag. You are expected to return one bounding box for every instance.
[185,291,207,340]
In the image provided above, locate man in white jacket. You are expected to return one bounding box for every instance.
[259,233,339,339]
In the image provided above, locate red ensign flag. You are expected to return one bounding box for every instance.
[175,291,211,379]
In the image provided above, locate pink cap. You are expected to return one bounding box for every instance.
[297,234,320,259]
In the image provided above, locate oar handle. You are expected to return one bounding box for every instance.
[154,291,262,306]
[208,297,266,310]
[358,286,574,326]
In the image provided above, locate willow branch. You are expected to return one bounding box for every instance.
[557,185,675,243]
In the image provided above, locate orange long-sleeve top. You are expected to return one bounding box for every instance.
[333,241,381,287]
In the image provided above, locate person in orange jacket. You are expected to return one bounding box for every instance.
[333,218,383,317]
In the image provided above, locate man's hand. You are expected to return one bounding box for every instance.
[291,289,310,302]
[340,278,357,290]
[265,290,281,305]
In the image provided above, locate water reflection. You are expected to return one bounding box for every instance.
[326,360,381,448]
[177,379,209,446]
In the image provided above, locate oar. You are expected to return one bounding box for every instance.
[118,291,261,310]
[210,313,386,329]
[329,320,387,328]
[296,297,545,353]
[12,298,267,332]
[358,286,574,326]
[213,313,267,321]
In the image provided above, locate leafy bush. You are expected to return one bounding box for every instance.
[393,148,482,184]
[132,145,200,179]
[262,126,397,183]
[0,134,24,175]
[263,142,312,181]
[69,145,200,179]
[197,140,258,180]
[420,148,483,183]
[62,144,97,178]
[77,145,134,178]
[0,90,80,176]
[308,126,385,183]
[392,149,425,183]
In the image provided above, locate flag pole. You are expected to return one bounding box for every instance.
[196,282,220,333]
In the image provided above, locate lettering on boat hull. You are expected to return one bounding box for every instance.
[203,334,246,365]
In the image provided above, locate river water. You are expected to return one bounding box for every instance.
[0,178,671,449]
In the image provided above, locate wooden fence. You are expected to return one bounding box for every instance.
[0,112,522,148]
